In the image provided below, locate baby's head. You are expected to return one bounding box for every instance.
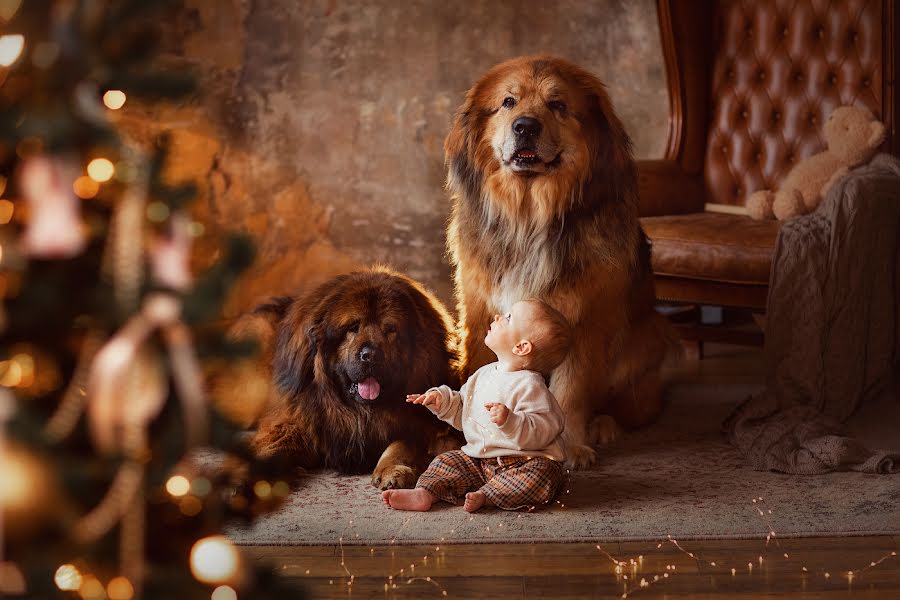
[485,298,572,376]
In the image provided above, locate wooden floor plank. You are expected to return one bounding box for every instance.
[244,536,899,598]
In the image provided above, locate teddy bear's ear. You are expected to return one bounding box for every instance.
[869,121,886,148]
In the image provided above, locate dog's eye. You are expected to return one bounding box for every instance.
[384,324,397,335]
[346,321,360,334]
[548,100,567,113]
[502,97,516,109]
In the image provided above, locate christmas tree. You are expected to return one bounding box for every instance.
[0,1,304,597]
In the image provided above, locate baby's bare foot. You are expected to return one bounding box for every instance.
[383,488,435,511]
[464,491,487,512]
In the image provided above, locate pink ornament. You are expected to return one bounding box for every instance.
[149,214,192,290]
[19,156,86,258]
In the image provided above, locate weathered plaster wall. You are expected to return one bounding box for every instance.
[147,0,668,317]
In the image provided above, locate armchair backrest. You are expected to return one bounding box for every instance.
[658,0,898,209]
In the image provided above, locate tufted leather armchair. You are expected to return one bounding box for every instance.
[638,0,899,336]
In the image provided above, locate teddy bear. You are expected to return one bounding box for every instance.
[746,105,886,220]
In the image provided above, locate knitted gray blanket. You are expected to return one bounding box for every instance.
[724,153,900,474]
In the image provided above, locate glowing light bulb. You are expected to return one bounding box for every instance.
[166,475,190,497]
[54,564,82,591]
[211,586,237,600]
[86,158,115,183]
[103,90,127,110]
[0,34,24,67]
[107,576,134,600]
[190,536,240,584]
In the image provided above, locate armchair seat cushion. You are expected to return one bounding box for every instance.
[641,212,780,285]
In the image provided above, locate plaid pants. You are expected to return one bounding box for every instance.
[416,450,565,511]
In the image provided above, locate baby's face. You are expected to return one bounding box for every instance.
[484,301,540,360]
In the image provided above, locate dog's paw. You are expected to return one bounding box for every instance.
[564,444,598,470]
[588,414,623,447]
[371,464,417,490]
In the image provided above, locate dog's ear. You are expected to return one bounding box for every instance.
[582,75,636,205]
[445,100,476,195]
[273,301,323,399]
[398,276,460,391]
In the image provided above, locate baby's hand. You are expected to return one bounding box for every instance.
[406,390,442,410]
[485,402,510,426]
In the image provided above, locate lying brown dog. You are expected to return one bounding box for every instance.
[237,267,461,489]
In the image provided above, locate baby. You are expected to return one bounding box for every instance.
[382,298,571,512]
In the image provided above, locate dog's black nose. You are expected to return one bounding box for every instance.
[512,116,542,138]
[359,345,379,363]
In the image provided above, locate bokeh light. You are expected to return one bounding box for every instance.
[107,576,134,600]
[73,176,100,199]
[0,1,22,22]
[0,562,26,594]
[166,475,190,497]
[272,481,290,497]
[0,34,24,67]
[54,564,82,591]
[253,480,271,499]
[191,477,212,497]
[103,90,127,110]
[179,495,203,516]
[190,536,240,584]
[0,200,11,225]
[86,158,115,183]
[0,446,32,510]
[79,575,104,600]
[211,586,238,600]
[146,201,169,222]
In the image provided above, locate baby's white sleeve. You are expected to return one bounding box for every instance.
[496,382,564,449]
[427,384,464,431]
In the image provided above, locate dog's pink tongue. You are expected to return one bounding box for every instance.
[358,377,381,400]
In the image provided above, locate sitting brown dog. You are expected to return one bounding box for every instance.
[238,267,461,489]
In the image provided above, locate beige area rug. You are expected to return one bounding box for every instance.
[226,381,900,546]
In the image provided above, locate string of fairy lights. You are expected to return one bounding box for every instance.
[246,481,897,598]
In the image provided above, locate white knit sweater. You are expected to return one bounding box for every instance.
[426,362,566,462]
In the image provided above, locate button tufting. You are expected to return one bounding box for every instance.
[772,111,781,122]
[815,26,824,39]
[757,70,766,81]
[862,78,871,87]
